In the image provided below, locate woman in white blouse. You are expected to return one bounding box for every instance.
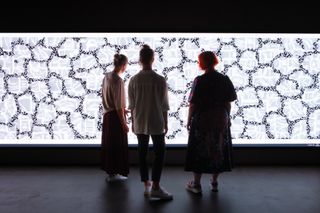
[101,54,129,182]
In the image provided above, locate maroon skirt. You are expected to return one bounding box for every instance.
[101,111,129,176]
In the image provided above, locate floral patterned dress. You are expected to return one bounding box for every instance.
[185,70,237,173]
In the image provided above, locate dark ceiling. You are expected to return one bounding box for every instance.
[0,1,318,33]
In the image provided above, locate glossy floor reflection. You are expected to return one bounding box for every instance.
[0,166,319,213]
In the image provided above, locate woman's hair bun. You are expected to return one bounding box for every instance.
[113,54,128,67]
[114,53,120,60]
[139,44,154,65]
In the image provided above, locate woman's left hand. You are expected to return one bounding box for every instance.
[187,120,191,131]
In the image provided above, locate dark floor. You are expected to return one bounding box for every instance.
[0,166,319,213]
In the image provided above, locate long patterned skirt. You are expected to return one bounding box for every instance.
[185,108,233,173]
[101,111,129,176]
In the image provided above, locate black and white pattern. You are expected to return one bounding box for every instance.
[0,34,319,144]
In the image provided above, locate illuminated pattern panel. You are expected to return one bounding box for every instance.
[0,33,319,146]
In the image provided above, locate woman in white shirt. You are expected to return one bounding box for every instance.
[101,54,129,182]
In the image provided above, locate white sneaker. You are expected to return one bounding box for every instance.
[144,184,152,197]
[107,174,128,182]
[150,187,173,200]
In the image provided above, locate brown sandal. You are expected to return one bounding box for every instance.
[210,181,219,192]
[186,181,202,194]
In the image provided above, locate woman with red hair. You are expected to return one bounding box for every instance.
[185,51,237,194]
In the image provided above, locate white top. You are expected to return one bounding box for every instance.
[101,72,126,114]
[128,70,170,135]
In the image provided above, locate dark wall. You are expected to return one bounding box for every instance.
[1,1,318,33]
[0,1,319,166]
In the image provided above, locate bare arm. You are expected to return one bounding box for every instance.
[225,102,232,127]
[187,103,195,131]
[163,111,168,134]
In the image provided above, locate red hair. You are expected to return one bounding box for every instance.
[198,51,219,70]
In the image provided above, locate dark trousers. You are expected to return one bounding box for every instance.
[137,134,165,182]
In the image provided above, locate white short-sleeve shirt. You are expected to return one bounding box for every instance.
[128,70,169,135]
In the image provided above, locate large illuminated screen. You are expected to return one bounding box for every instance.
[0,33,319,146]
